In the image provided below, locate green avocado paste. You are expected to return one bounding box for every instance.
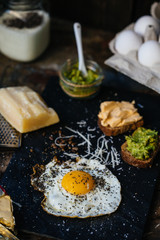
[126,127,159,160]
[64,63,99,85]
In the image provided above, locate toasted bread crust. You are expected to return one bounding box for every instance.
[98,117,144,136]
[121,141,160,168]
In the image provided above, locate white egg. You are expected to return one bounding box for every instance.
[138,40,160,67]
[31,158,121,218]
[134,15,160,36]
[115,30,143,55]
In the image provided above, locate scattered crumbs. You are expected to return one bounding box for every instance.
[24,133,28,138]
[49,135,54,141]
[42,132,46,136]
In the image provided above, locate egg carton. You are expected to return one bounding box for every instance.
[105,3,160,94]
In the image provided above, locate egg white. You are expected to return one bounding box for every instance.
[31,158,121,218]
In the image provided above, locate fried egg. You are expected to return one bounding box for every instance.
[31,158,121,218]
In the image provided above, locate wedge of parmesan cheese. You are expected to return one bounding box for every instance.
[0,195,15,231]
[0,86,59,133]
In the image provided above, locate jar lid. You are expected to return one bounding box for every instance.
[3,0,42,11]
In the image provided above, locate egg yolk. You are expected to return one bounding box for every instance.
[61,170,95,195]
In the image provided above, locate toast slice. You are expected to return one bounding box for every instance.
[98,117,144,136]
[121,140,160,168]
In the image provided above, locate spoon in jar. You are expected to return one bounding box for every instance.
[73,22,87,76]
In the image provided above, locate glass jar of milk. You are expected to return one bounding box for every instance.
[0,0,50,62]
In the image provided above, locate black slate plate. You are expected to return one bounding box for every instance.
[1,72,160,240]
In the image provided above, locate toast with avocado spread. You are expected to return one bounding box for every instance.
[121,127,160,168]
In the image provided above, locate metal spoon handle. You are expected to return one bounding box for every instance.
[73,22,87,76]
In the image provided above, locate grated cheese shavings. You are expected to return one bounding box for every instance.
[87,126,96,132]
[54,125,121,168]
[63,152,79,159]
[66,127,91,146]
[55,135,77,147]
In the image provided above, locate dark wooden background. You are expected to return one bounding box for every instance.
[44,0,156,32]
[0,0,156,32]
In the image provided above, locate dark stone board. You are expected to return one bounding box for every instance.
[1,72,160,240]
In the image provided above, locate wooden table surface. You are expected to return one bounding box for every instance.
[0,18,160,240]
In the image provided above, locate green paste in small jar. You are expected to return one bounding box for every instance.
[64,63,99,85]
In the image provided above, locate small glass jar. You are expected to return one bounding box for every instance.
[0,0,50,62]
[59,59,104,99]
[3,0,42,11]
